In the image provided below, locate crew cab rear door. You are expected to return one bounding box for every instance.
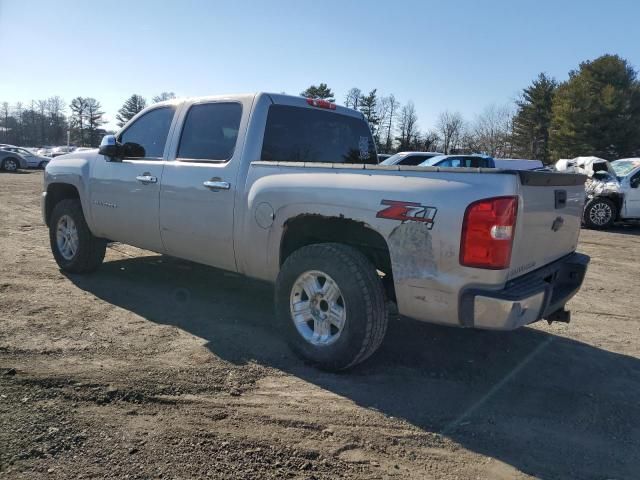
[158,97,250,272]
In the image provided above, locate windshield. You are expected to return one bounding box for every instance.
[380,153,407,165]
[611,160,640,178]
[420,155,448,166]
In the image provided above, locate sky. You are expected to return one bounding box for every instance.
[1,0,640,131]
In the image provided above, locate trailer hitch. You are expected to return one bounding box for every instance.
[546,308,571,324]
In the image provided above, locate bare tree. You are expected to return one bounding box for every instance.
[470,104,514,157]
[1,102,9,142]
[396,102,419,151]
[344,88,362,109]
[152,92,176,103]
[422,129,440,151]
[47,96,66,145]
[36,99,48,145]
[380,94,399,152]
[436,111,464,154]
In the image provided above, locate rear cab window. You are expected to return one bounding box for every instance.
[261,105,376,164]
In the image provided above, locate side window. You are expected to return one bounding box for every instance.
[439,159,461,167]
[402,155,428,166]
[118,107,175,159]
[177,103,242,161]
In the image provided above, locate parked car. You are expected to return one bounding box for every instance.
[37,146,55,157]
[381,151,443,166]
[0,149,28,172]
[1,146,50,168]
[555,156,640,228]
[42,92,589,370]
[420,154,544,170]
[50,146,76,157]
[377,153,392,162]
[586,158,640,228]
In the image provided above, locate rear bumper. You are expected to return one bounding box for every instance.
[460,252,590,330]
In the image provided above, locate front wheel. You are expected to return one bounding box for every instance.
[583,197,617,229]
[49,199,106,273]
[275,243,388,371]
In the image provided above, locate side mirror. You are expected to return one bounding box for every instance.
[98,135,122,160]
[631,176,640,188]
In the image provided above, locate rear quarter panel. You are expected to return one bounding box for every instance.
[239,164,520,327]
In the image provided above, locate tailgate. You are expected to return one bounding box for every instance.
[508,171,586,280]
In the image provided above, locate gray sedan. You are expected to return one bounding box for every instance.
[1,146,50,169]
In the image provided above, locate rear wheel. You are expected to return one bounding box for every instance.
[1,157,19,172]
[49,199,106,273]
[583,197,617,229]
[275,243,388,371]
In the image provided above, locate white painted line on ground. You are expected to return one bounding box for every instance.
[442,336,555,435]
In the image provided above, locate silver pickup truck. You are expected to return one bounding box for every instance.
[42,93,589,370]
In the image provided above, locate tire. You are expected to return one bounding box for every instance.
[39,161,48,169]
[583,197,617,229]
[49,199,106,273]
[1,157,20,172]
[275,243,388,371]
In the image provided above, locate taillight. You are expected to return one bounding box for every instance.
[460,196,518,269]
[306,98,337,110]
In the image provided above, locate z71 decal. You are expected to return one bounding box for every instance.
[376,200,437,229]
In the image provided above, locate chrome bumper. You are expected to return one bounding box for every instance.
[460,253,590,330]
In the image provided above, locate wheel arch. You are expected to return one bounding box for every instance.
[279,214,395,300]
[45,183,82,227]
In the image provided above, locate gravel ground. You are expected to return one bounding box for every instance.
[1,170,639,479]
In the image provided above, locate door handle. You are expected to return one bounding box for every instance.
[136,174,157,184]
[203,180,231,190]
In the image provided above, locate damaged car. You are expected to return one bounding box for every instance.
[556,157,640,229]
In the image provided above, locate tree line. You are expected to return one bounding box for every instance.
[2,55,639,162]
[301,55,640,163]
[0,92,175,148]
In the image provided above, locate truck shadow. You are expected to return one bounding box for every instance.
[67,254,640,480]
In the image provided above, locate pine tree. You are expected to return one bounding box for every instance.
[86,98,105,147]
[344,88,362,109]
[512,73,557,163]
[359,89,380,141]
[70,97,88,145]
[550,55,640,159]
[300,83,335,102]
[116,94,147,127]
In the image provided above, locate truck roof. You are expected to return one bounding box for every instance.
[152,92,365,119]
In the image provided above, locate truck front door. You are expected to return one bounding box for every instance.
[90,106,177,252]
[159,100,245,272]
[623,169,640,218]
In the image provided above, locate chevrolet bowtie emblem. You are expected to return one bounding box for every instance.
[551,216,564,232]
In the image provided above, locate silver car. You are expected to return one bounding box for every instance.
[2,146,50,169]
[0,149,28,172]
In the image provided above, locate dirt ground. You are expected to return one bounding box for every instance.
[1,170,639,480]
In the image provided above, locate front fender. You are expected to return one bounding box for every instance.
[44,154,96,232]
